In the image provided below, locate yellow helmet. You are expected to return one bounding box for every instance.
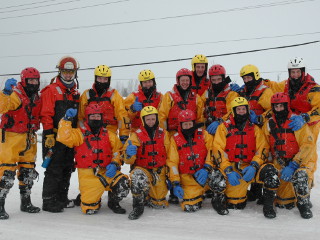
[140,106,158,125]
[191,54,208,71]
[230,97,249,116]
[94,65,112,77]
[240,64,260,80]
[138,70,155,82]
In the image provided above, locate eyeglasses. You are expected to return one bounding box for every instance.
[61,69,76,74]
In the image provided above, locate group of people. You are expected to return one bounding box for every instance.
[0,54,319,221]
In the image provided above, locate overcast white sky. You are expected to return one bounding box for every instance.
[0,0,319,93]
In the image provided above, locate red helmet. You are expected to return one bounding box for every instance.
[209,64,226,77]
[178,109,196,123]
[176,68,192,85]
[56,56,79,70]
[85,103,102,119]
[20,67,40,87]
[271,92,290,109]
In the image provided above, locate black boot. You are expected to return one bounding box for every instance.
[0,199,9,220]
[247,183,263,203]
[168,189,179,204]
[128,196,144,220]
[20,186,40,213]
[263,189,276,219]
[108,191,126,214]
[42,198,64,213]
[297,199,313,219]
[211,192,229,215]
[74,193,81,207]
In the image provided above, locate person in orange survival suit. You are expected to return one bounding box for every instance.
[257,92,315,219]
[167,109,213,212]
[124,70,163,132]
[56,104,129,215]
[206,97,267,215]
[78,65,130,144]
[158,68,203,204]
[123,106,171,220]
[190,54,210,96]
[0,68,41,220]
[40,56,80,213]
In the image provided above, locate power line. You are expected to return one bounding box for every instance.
[0,0,84,14]
[0,0,130,20]
[1,31,320,59]
[0,40,318,77]
[0,0,315,36]
[0,0,60,10]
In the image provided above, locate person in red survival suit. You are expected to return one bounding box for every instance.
[40,56,80,213]
[0,68,41,220]
[57,104,129,215]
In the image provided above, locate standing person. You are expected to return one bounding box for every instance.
[207,97,267,215]
[124,70,162,132]
[190,54,210,96]
[158,68,202,204]
[257,93,315,219]
[167,109,213,212]
[0,68,41,220]
[239,64,274,203]
[201,64,239,135]
[56,104,129,215]
[40,56,80,213]
[123,106,171,220]
[78,65,130,143]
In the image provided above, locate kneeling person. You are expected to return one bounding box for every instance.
[57,104,129,215]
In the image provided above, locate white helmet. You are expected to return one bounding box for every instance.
[287,57,306,70]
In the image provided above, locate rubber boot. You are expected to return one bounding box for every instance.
[128,196,144,220]
[0,199,9,220]
[211,192,229,215]
[263,189,276,219]
[108,191,126,214]
[42,197,64,213]
[297,197,313,219]
[20,186,40,213]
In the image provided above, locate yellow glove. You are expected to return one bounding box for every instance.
[45,134,55,148]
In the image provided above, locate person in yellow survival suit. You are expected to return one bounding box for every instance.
[206,97,267,215]
[0,68,41,220]
[123,106,171,220]
[167,109,213,212]
[124,70,163,132]
[78,65,130,143]
[190,54,210,96]
[56,104,129,215]
[257,93,315,219]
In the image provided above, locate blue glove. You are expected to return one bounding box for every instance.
[289,114,308,131]
[281,161,299,182]
[120,135,128,144]
[242,165,256,182]
[225,167,241,186]
[173,185,184,199]
[131,97,143,112]
[126,140,137,157]
[249,110,259,124]
[3,78,17,95]
[64,108,77,120]
[230,83,241,92]
[106,163,117,178]
[207,121,220,134]
[194,168,209,185]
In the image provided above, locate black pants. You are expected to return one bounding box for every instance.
[42,141,75,202]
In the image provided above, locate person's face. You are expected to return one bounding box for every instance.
[242,75,254,83]
[144,114,157,128]
[210,75,223,84]
[289,69,302,79]
[61,69,76,81]
[181,121,194,130]
[27,78,39,85]
[141,79,154,89]
[179,76,191,90]
[273,103,285,112]
[195,64,206,77]
[96,76,109,83]
[235,106,247,115]
[89,114,102,120]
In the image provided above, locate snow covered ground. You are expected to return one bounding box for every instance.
[1,139,320,240]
